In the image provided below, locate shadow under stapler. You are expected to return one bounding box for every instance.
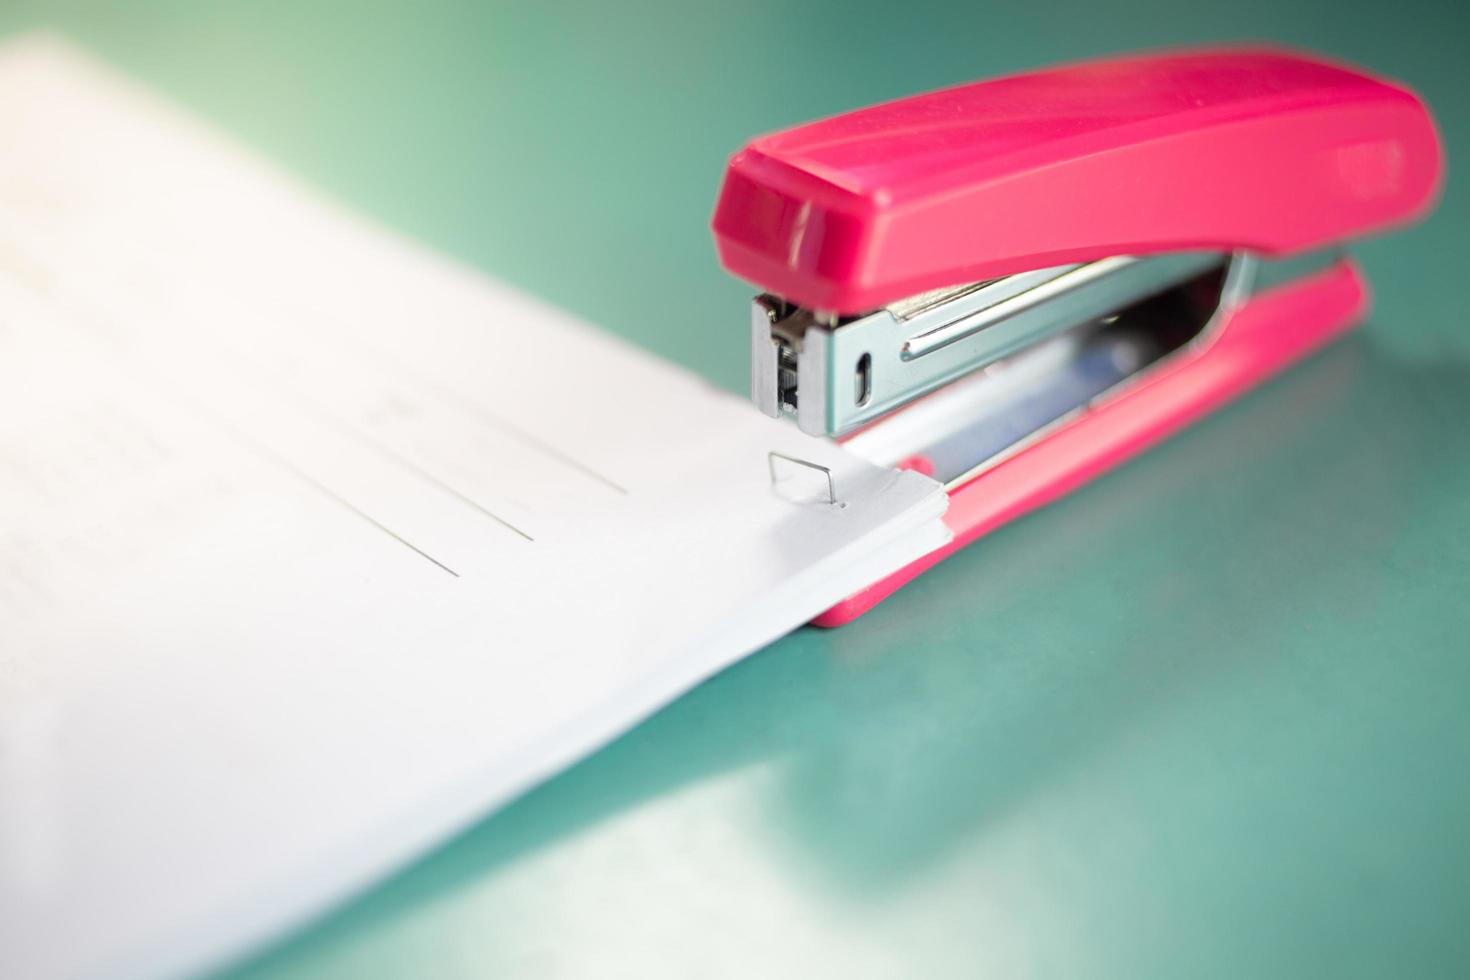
[222,330,1470,975]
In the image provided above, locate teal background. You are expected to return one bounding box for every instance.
[3,1,1467,976]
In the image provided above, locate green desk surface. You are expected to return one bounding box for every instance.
[5,1,1467,976]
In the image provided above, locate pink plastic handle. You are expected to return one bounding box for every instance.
[712,47,1442,314]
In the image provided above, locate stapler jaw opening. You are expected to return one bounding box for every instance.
[752,250,1337,487]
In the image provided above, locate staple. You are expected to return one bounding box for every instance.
[767,451,837,506]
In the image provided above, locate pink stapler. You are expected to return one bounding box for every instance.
[711,46,1443,625]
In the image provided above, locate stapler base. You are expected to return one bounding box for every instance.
[813,258,1369,626]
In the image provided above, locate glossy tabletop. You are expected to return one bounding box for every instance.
[4,1,1466,977]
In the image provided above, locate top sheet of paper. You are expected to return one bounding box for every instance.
[0,36,947,980]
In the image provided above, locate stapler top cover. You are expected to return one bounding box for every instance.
[711,47,1442,315]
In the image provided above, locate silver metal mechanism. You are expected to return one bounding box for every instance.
[841,252,1258,489]
[752,251,1229,438]
[751,248,1351,494]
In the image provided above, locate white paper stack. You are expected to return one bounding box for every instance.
[0,36,949,980]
